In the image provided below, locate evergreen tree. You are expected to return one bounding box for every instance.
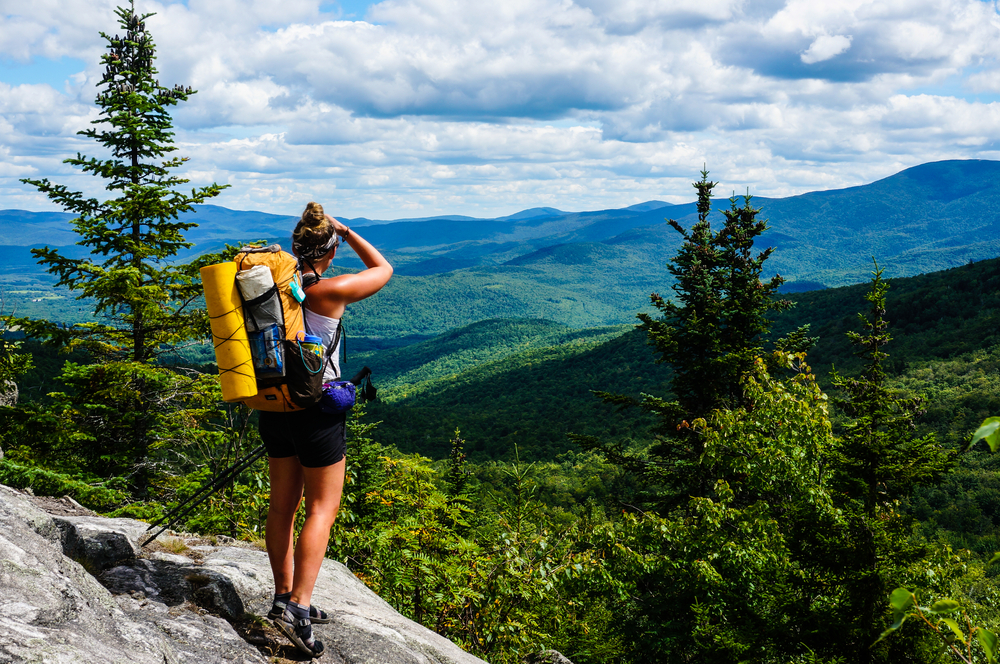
[638,171,788,421]
[584,169,791,506]
[18,1,226,361]
[829,262,955,662]
[640,170,725,423]
[11,1,228,493]
[570,169,851,662]
[0,309,33,452]
[445,428,471,500]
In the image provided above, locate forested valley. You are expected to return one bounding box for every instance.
[6,4,1000,664]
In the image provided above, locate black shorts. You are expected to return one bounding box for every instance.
[258,407,347,468]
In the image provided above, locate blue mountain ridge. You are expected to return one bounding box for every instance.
[4,160,1000,331]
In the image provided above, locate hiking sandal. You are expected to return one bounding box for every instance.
[268,599,332,624]
[273,608,325,658]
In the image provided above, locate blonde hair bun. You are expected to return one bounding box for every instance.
[293,202,337,259]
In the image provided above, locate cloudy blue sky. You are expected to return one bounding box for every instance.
[2,0,999,219]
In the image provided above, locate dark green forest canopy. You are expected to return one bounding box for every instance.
[773,255,1000,376]
[363,323,667,461]
[350,255,1000,461]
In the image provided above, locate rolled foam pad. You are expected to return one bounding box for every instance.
[201,262,257,402]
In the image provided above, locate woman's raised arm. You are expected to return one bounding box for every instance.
[312,215,393,309]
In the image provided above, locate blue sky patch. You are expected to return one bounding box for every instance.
[320,0,376,21]
[906,68,1000,105]
[0,56,87,88]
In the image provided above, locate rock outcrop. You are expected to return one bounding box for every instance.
[524,650,576,664]
[0,379,18,408]
[0,483,489,664]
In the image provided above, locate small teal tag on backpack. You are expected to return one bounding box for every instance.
[290,279,306,303]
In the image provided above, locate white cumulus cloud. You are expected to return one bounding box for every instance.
[1,0,1000,219]
[801,34,853,64]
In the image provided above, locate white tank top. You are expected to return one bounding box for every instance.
[303,308,341,382]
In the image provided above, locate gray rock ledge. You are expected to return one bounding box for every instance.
[0,483,488,664]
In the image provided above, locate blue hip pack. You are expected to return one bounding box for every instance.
[318,366,376,414]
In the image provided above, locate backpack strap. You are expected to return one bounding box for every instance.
[338,320,347,365]
[299,257,322,290]
[308,321,344,381]
[297,263,347,375]
[328,322,342,379]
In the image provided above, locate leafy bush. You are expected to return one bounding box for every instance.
[0,459,128,510]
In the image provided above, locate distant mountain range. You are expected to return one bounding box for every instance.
[3,159,1000,336]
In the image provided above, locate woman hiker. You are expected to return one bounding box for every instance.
[260,202,392,657]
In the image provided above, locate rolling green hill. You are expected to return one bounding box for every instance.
[773,256,1000,378]
[344,244,667,337]
[15,248,998,463]
[363,324,669,461]
[359,255,1000,461]
[342,318,628,392]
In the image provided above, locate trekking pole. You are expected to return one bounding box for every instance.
[139,444,267,548]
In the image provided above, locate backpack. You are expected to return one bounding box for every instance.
[234,244,333,412]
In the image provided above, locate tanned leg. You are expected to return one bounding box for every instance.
[266,456,304,594]
[289,458,346,608]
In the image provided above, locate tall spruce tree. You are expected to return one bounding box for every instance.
[19,1,227,361]
[829,262,954,662]
[639,170,789,421]
[13,1,228,492]
[586,169,791,506]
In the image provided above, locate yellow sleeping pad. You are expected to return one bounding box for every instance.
[201,261,257,402]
